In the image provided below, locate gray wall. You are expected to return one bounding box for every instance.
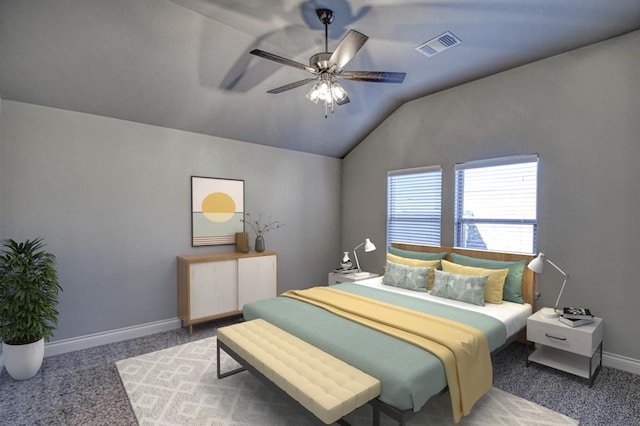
[343,30,640,360]
[0,98,3,239]
[0,101,342,341]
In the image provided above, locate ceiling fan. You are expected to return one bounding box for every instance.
[250,8,406,117]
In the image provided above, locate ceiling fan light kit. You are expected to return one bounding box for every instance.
[250,8,406,118]
[305,74,348,117]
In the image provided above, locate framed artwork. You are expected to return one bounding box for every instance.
[191,176,244,246]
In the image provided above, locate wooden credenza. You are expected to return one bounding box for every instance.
[177,251,278,334]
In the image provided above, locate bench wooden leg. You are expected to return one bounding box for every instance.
[216,341,246,379]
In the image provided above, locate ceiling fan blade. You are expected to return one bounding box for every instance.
[339,71,406,83]
[250,49,317,74]
[266,78,318,94]
[328,30,369,70]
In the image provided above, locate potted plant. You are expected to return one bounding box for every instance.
[0,238,62,380]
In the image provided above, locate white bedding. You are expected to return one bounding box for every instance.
[352,276,532,338]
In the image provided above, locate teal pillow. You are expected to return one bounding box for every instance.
[388,246,448,261]
[449,252,526,304]
[431,270,487,306]
[382,261,429,292]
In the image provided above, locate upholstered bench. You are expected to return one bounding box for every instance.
[216,318,381,425]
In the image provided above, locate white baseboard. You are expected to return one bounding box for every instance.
[603,351,640,375]
[44,317,183,357]
[0,317,182,369]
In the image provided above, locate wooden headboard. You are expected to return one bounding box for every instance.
[391,243,536,308]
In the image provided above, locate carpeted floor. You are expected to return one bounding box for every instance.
[1,317,639,425]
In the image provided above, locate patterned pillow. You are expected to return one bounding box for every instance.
[403,265,430,292]
[449,252,527,304]
[441,260,508,304]
[382,260,430,292]
[431,269,488,306]
[386,253,440,289]
[382,260,407,287]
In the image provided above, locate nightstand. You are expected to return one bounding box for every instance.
[526,309,603,386]
[328,271,379,285]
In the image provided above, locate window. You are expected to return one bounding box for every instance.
[454,155,538,254]
[387,166,442,247]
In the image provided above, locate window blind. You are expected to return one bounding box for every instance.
[454,154,538,254]
[387,166,442,247]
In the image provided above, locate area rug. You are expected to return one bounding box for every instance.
[116,337,579,425]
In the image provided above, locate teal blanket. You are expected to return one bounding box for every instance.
[242,283,506,412]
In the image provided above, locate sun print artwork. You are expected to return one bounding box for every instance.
[191,177,244,246]
[202,192,236,222]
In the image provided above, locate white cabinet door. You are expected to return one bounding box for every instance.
[238,255,277,308]
[190,260,238,319]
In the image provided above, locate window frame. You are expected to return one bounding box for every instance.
[386,165,442,248]
[454,154,539,254]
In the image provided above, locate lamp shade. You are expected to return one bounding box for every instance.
[363,238,376,253]
[330,82,348,102]
[527,253,546,274]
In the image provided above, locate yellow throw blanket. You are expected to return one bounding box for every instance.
[282,287,492,423]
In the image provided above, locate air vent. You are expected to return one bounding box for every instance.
[415,31,461,58]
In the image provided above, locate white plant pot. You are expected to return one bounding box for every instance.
[2,338,45,380]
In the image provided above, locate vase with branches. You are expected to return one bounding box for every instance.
[241,213,284,252]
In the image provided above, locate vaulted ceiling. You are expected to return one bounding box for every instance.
[1,1,639,158]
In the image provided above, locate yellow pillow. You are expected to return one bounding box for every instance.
[387,253,440,290]
[441,259,508,304]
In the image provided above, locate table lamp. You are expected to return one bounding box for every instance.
[527,252,569,317]
[353,238,376,273]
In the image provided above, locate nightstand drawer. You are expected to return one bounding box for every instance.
[527,317,602,357]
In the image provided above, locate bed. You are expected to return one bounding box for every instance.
[242,243,536,424]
